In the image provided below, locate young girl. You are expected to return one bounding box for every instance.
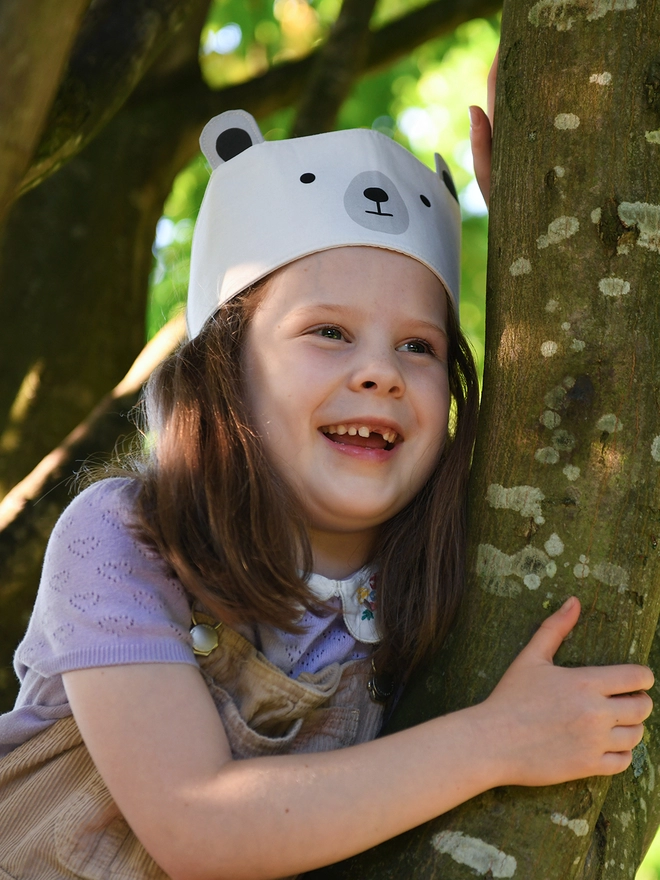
[0,101,653,880]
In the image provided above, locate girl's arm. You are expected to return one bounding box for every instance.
[63,597,652,880]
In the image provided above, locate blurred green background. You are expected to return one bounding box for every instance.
[639,834,660,880]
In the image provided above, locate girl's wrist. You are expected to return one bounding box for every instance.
[427,701,513,798]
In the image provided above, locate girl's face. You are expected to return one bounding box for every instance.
[242,247,450,549]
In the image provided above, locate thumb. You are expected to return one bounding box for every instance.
[524,597,581,664]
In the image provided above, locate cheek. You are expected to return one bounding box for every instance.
[242,356,309,467]
[241,341,281,440]
[417,379,451,469]
[420,370,451,433]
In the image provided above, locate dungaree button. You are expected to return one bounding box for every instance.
[190,611,223,656]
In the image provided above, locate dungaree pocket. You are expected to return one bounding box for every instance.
[195,619,373,758]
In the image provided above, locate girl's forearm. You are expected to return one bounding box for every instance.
[65,663,506,880]
[156,704,504,880]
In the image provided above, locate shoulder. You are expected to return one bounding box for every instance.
[42,476,180,607]
[21,477,195,677]
[51,476,141,539]
[45,477,152,570]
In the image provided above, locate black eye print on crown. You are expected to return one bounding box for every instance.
[442,170,459,203]
[300,173,316,184]
[215,128,253,161]
[420,195,431,207]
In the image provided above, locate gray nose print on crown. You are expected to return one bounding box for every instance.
[343,171,409,234]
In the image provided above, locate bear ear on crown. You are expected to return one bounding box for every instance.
[200,110,265,170]
[434,153,459,204]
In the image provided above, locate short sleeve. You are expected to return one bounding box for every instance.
[15,478,196,680]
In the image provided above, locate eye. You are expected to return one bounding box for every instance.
[397,339,434,355]
[300,172,316,184]
[315,325,344,340]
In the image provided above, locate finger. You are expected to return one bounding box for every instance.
[608,691,653,724]
[522,596,581,664]
[588,664,656,697]
[469,105,492,207]
[609,723,645,752]
[487,47,499,127]
[598,750,633,776]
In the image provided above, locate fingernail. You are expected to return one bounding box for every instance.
[561,596,576,613]
[468,106,478,129]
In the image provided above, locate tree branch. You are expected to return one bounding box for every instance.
[0,313,185,534]
[18,0,199,197]
[366,0,500,72]
[162,0,502,144]
[0,0,89,223]
[291,0,378,138]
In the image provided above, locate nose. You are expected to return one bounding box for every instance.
[363,186,389,205]
[348,345,405,397]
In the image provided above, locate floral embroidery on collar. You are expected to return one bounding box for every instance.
[357,573,378,621]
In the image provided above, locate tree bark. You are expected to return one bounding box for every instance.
[305,1,660,878]
[0,0,212,498]
[0,0,89,224]
[0,0,212,707]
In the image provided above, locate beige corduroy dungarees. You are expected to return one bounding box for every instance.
[0,614,384,880]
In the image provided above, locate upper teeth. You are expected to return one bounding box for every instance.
[323,425,398,444]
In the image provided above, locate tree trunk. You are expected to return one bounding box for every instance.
[0,0,213,709]
[305,1,660,878]
[18,0,199,198]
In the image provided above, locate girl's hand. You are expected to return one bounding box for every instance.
[485,596,654,787]
[469,48,498,207]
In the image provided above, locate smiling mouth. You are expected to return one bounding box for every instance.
[320,424,400,451]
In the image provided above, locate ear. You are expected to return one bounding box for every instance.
[200,110,265,170]
[434,153,459,204]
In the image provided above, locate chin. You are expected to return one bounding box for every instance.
[307,500,406,533]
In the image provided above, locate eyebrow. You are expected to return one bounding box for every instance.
[415,320,449,341]
[293,303,347,317]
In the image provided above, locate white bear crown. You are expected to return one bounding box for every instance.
[187,110,461,339]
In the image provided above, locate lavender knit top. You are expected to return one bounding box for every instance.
[0,478,379,758]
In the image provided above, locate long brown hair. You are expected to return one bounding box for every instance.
[130,275,479,676]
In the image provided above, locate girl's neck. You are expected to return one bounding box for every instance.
[307,527,377,580]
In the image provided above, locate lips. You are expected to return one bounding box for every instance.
[320,423,401,451]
